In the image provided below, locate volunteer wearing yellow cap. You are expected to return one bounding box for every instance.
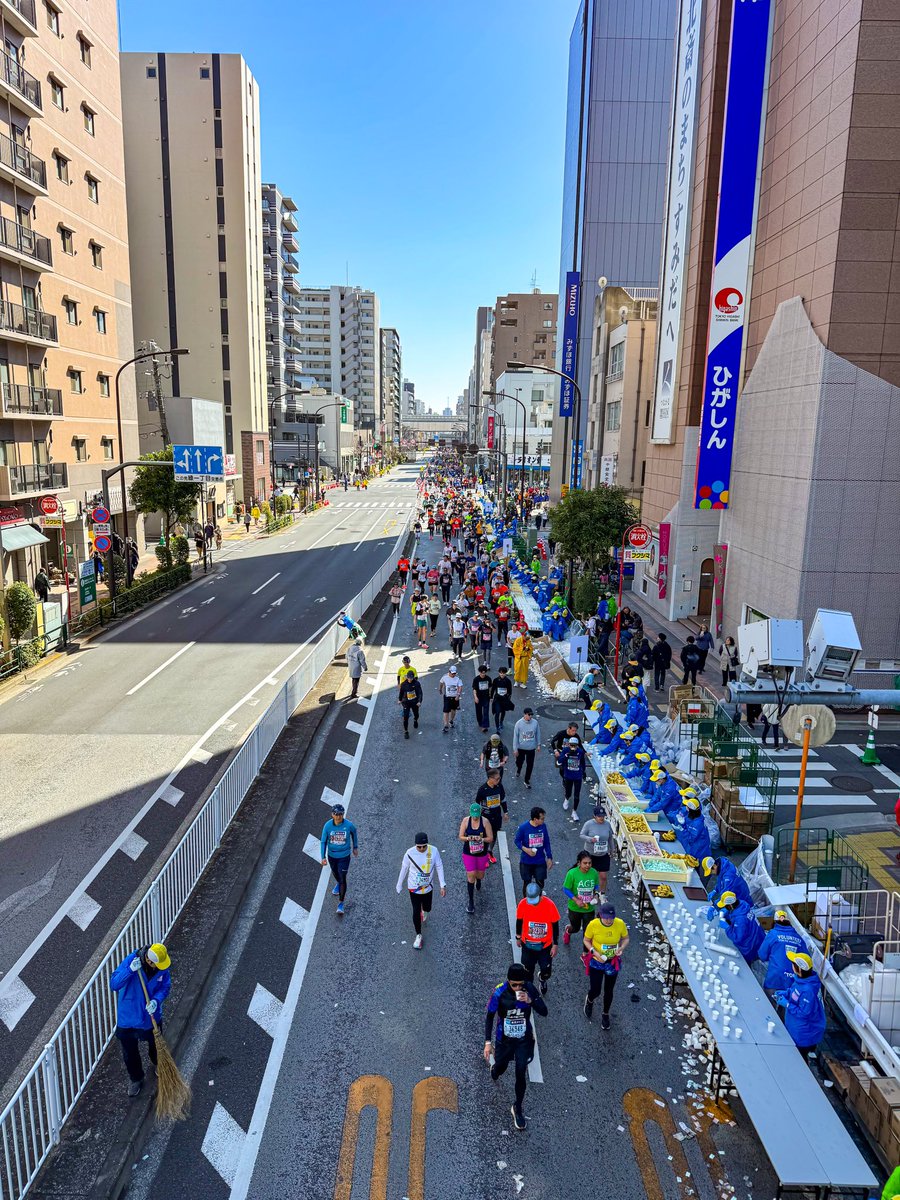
[109,943,172,1097]
[774,950,827,1060]
[758,910,806,996]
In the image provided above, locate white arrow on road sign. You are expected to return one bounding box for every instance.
[180,606,197,616]
[314,596,326,603]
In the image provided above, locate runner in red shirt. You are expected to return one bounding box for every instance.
[397,557,410,586]
[515,883,560,995]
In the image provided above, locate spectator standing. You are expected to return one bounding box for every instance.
[680,636,702,685]
[347,641,367,699]
[34,566,50,602]
[719,636,739,686]
[696,623,715,672]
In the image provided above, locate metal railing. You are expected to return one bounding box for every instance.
[0,301,57,343]
[0,216,51,266]
[0,47,40,109]
[2,384,62,417]
[0,515,411,1200]
[0,130,45,188]
[1,0,37,28]
[5,462,67,495]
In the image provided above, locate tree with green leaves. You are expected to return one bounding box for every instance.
[548,486,639,572]
[128,448,202,547]
[4,581,36,643]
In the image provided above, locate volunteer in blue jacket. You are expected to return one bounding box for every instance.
[590,716,619,748]
[110,943,172,1097]
[702,855,752,910]
[320,803,359,915]
[514,806,554,896]
[624,751,653,789]
[717,891,765,964]
[677,796,712,863]
[775,950,827,1060]
[625,686,649,730]
[758,910,806,995]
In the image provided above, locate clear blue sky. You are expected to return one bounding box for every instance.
[119,0,570,412]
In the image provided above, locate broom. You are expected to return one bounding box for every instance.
[137,969,192,1124]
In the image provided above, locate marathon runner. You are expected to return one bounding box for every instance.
[319,803,358,916]
[515,882,560,994]
[483,963,547,1131]
[458,802,494,913]
[396,833,446,950]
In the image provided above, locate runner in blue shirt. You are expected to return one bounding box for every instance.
[320,803,358,915]
[514,806,553,897]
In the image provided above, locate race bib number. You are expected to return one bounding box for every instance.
[577,881,595,900]
[503,1013,527,1039]
[528,833,544,849]
[468,837,484,854]
[526,921,548,941]
[329,830,348,847]
[484,793,501,808]
[414,871,431,890]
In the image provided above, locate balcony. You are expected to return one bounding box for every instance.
[282,231,299,253]
[281,210,298,233]
[0,216,51,269]
[0,48,41,116]
[0,461,67,498]
[2,382,63,417]
[0,300,57,344]
[0,0,37,37]
[0,129,46,193]
[281,254,298,274]
[283,277,300,296]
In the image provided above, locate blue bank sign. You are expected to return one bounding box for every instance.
[694,0,773,510]
[559,271,580,419]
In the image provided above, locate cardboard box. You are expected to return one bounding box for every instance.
[713,781,739,808]
[871,1075,900,1123]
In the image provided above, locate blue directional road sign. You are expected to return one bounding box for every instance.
[173,445,225,482]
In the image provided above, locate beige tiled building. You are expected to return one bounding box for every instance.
[0,0,136,592]
[121,52,268,510]
[489,290,557,390]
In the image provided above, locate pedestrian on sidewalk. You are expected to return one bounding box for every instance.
[472,664,492,732]
[680,636,701,685]
[490,666,514,732]
[390,580,403,617]
[439,664,463,731]
[761,703,782,749]
[194,525,205,559]
[696,624,715,672]
[204,520,215,548]
[719,636,739,685]
[583,903,629,1030]
[34,566,49,602]
[109,944,172,1097]
[483,962,547,1131]
[398,670,423,737]
[396,833,446,950]
[459,802,494,913]
[347,641,367,699]
[515,882,560,994]
[514,806,553,896]
[513,708,541,788]
[214,526,222,551]
[320,803,358,914]
[243,510,252,534]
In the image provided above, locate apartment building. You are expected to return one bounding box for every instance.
[294,286,380,446]
[401,378,417,421]
[121,52,268,509]
[0,0,136,594]
[584,285,657,498]
[489,289,557,390]
[379,326,401,448]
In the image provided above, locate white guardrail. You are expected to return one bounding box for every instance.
[0,514,411,1200]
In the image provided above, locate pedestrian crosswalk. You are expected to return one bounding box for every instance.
[761,745,877,809]
[332,501,417,509]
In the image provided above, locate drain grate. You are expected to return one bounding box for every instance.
[830,774,874,794]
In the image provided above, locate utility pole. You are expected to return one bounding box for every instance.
[150,353,169,445]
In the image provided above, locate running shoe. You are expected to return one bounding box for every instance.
[337,902,345,915]
[601,1013,611,1030]
[332,884,340,896]
[413,934,423,949]
[511,1104,526,1131]
[563,926,571,946]
[466,904,475,915]
[563,798,569,811]
[583,997,593,1021]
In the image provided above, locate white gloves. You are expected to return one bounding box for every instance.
[145,999,157,1015]
[130,957,143,973]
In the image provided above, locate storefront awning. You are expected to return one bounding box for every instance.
[0,524,49,551]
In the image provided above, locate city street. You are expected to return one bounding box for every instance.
[119,577,783,1200]
[0,468,419,1093]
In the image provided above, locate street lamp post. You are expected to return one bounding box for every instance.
[483,389,527,516]
[506,360,583,492]
[268,388,313,496]
[300,400,347,502]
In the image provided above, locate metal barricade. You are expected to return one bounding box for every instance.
[0,514,411,1200]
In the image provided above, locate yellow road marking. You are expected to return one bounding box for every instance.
[407,1076,458,1200]
[333,1074,392,1200]
[624,1086,734,1199]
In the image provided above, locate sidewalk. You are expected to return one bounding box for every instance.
[617,586,727,705]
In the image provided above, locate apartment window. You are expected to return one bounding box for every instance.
[82,104,95,136]
[85,174,99,203]
[500,319,517,327]
[0,440,14,467]
[68,368,83,393]
[543,302,553,310]
[78,34,92,67]
[63,298,78,325]
[146,66,156,78]
[533,390,545,404]
[101,437,113,460]
[605,400,621,432]
[607,341,625,380]
[255,439,264,465]
[94,308,106,334]
[542,320,553,328]
[54,152,68,183]
[58,225,73,254]
[89,240,103,269]
[50,77,64,109]
[73,437,87,462]
[199,67,211,78]
[45,2,60,35]
[98,373,110,396]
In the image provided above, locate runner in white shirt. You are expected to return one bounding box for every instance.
[396,832,446,948]
[439,664,464,732]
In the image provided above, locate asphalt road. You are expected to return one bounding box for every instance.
[125,549,781,1200]
[0,466,419,1090]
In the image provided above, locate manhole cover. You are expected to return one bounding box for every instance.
[830,774,873,794]
[535,702,586,723]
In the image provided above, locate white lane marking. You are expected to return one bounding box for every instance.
[347,720,365,735]
[125,641,196,696]
[497,830,543,1084]
[201,596,216,606]
[66,891,101,931]
[202,1102,246,1187]
[302,833,321,862]
[321,785,344,807]
[279,898,309,937]
[0,860,60,927]
[161,785,184,807]
[248,983,284,1038]
[357,697,372,708]
[119,832,148,861]
[193,748,213,765]
[365,676,378,686]
[0,977,35,1031]
[776,776,842,788]
[353,508,391,552]
[251,573,281,596]
[844,743,900,790]
[774,794,876,808]
[335,749,355,768]
[227,611,399,1199]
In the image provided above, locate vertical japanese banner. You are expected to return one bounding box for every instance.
[559,271,580,418]
[713,543,727,637]
[487,415,494,450]
[658,523,671,600]
[694,0,774,509]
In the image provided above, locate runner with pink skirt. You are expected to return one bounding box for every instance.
[459,802,494,915]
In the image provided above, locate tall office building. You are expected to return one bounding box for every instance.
[0,0,136,594]
[121,52,268,506]
[402,378,416,422]
[550,0,677,496]
[293,286,380,438]
[379,326,401,448]
[489,290,557,390]
[636,0,900,674]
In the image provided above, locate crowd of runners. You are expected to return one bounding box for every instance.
[320,452,634,1132]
